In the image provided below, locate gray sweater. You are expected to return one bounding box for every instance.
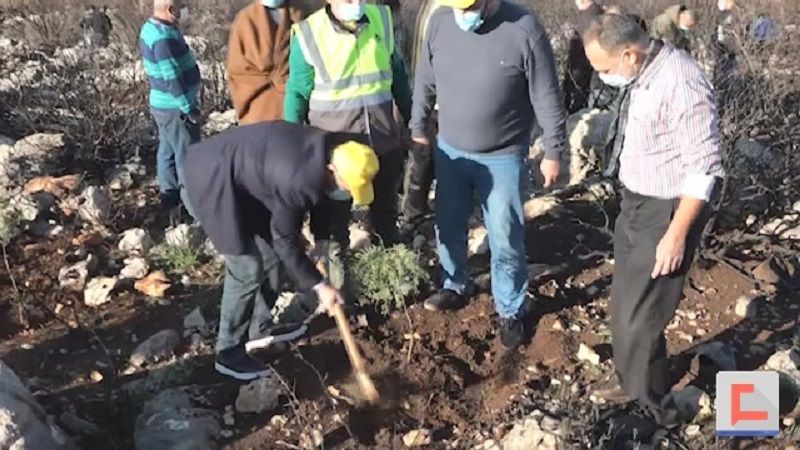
[410,1,566,159]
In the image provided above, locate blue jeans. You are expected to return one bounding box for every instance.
[151,109,201,208]
[435,138,528,319]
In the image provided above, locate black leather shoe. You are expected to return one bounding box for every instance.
[423,289,467,312]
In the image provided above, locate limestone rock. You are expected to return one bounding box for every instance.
[0,359,75,449]
[529,109,612,188]
[349,224,371,252]
[468,226,490,256]
[9,192,50,222]
[524,196,560,221]
[58,255,96,292]
[502,414,554,450]
[106,167,134,191]
[78,186,111,225]
[759,213,800,240]
[271,291,317,324]
[753,258,782,285]
[235,375,281,414]
[766,349,800,375]
[134,388,220,450]
[577,343,600,365]
[129,329,180,368]
[735,295,757,319]
[684,424,701,437]
[203,109,237,135]
[83,276,117,307]
[183,307,206,331]
[118,228,153,255]
[164,224,204,248]
[403,429,432,447]
[106,161,144,191]
[120,256,149,280]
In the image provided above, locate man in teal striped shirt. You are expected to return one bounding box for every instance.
[139,0,201,213]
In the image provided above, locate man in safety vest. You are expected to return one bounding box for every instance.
[285,0,412,291]
[399,0,446,239]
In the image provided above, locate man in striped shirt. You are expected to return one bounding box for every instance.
[139,0,201,213]
[583,14,724,428]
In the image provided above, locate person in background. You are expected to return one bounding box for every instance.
[564,0,604,113]
[604,3,648,32]
[713,0,742,113]
[80,5,99,48]
[139,0,201,217]
[227,0,319,125]
[411,0,567,349]
[400,0,447,238]
[748,13,778,43]
[652,4,697,53]
[285,0,412,293]
[583,14,724,428]
[184,122,377,380]
[95,6,113,47]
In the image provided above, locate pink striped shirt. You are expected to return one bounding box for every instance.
[619,44,724,201]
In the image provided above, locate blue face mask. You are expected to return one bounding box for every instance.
[261,0,285,7]
[337,1,365,22]
[454,9,484,32]
[328,189,353,201]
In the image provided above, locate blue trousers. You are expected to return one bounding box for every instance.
[435,138,528,319]
[151,109,201,207]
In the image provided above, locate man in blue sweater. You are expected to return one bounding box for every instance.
[410,0,567,349]
[139,0,201,213]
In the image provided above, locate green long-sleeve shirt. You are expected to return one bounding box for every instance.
[284,35,413,126]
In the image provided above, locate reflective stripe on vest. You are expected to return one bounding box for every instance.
[293,5,394,111]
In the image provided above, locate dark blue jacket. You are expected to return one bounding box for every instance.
[184,121,361,290]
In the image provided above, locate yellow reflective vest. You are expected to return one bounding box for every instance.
[293,5,395,113]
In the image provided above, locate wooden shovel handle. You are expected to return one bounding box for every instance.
[331,303,369,374]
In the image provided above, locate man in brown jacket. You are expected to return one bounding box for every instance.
[652,4,697,53]
[227,0,322,125]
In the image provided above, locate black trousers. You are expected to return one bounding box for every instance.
[610,189,711,421]
[402,141,435,222]
[401,115,438,223]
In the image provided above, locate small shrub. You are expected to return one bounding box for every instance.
[154,244,200,274]
[352,244,429,316]
[0,200,21,245]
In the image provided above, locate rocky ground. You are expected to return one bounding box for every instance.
[1,2,799,450]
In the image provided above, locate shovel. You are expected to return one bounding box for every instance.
[316,260,380,404]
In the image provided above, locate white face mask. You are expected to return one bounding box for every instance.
[179,6,190,23]
[599,52,635,88]
[678,24,691,31]
[261,0,286,7]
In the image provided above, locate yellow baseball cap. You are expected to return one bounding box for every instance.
[440,0,477,9]
[331,141,380,206]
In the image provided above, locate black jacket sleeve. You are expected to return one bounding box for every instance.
[269,192,323,291]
